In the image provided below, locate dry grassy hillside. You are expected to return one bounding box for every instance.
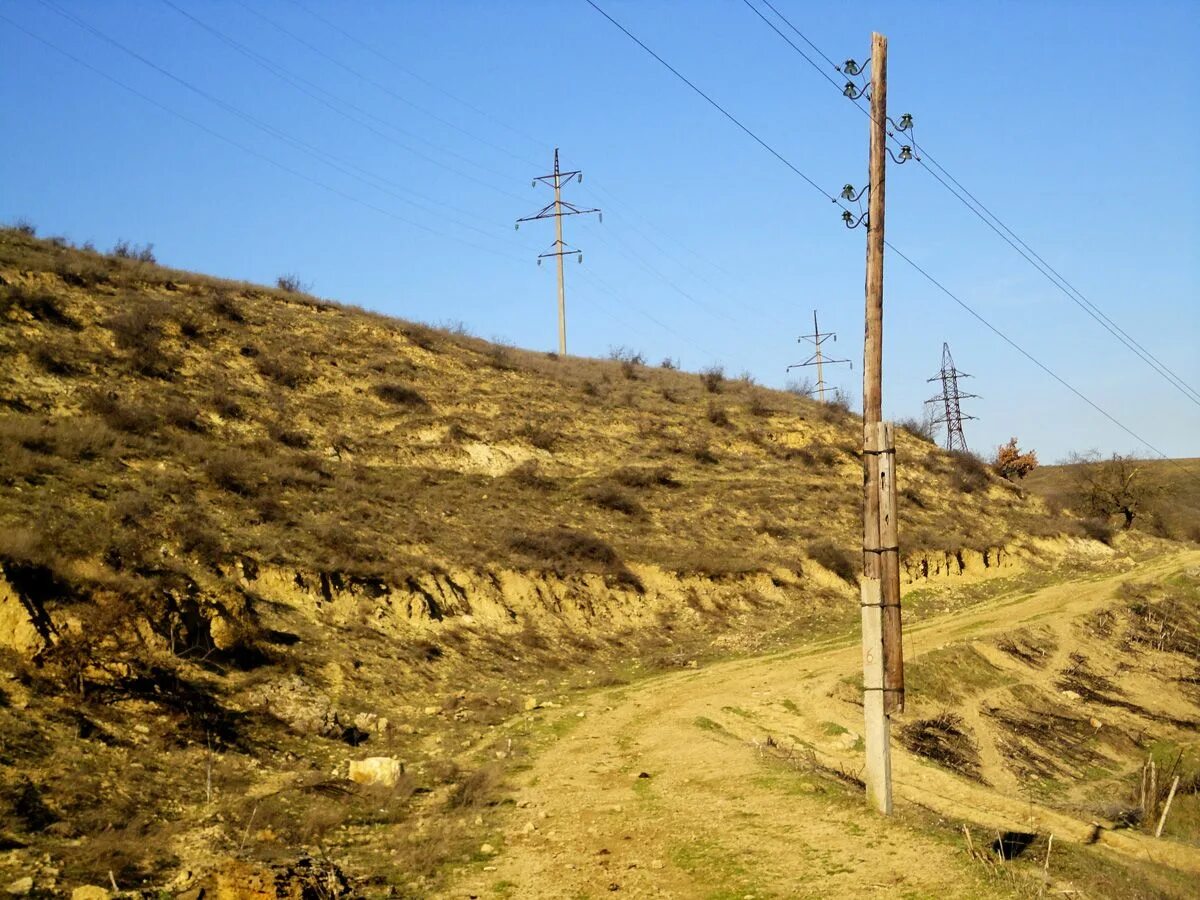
[0,228,1069,584]
[1025,457,1200,544]
[0,227,1123,895]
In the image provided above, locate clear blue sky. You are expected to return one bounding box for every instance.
[2,1,1197,461]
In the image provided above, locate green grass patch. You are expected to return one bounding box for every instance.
[905,642,1014,705]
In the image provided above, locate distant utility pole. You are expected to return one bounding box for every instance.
[857,32,904,817]
[516,148,601,355]
[787,310,850,401]
[924,342,979,452]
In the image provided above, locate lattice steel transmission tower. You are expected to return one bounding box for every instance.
[924,342,978,452]
[516,148,600,355]
[786,309,850,401]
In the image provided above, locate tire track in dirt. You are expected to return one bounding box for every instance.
[442,550,1200,898]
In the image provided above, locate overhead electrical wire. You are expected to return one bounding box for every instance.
[742,0,1200,409]
[283,0,550,164]
[194,0,765,348]
[584,0,1176,460]
[0,11,527,266]
[241,0,786,338]
[229,0,539,179]
[2,10,716,365]
[268,0,786,339]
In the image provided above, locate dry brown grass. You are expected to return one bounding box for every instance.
[0,226,1105,893]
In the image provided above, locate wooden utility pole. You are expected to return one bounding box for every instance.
[516,149,601,355]
[860,30,904,816]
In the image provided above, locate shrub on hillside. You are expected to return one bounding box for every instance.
[992,437,1038,480]
[518,422,558,451]
[609,346,645,380]
[206,450,261,496]
[755,519,792,540]
[276,273,310,294]
[162,397,206,433]
[106,302,177,379]
[372,383,428,408]
[699,365,725,393]
[401,323,440,352]
[33,346,85,377]
[583,481,643,516]
[707,405,731,428]
[213,395,246,421]
[747,392,774,417]
[898,413,938,444]
[807,539,858,584]
[612,466,679,489]
[486,343,515,371]
[210,290,246,324]
[796,441,840,467]
[508,527,619,569]
[86,392,160,435]
[507,460,553,490]
[1079,517,1115,546]
[815,388,853,421]
[256,352,312,389]
[111,240,155,263]
[1,286,82,330]
[271,427,311,449]
[948,450,991,494]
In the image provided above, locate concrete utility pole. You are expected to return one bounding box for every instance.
[516,149,601,355]
[859,31,904,816]
[787,309,850,401]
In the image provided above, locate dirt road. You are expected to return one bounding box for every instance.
[443,550,1200,899]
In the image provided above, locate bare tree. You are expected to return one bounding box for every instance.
[1069,452,1154,529]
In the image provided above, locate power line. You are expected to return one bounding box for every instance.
[280,0,767,333]
[230,0,537,180]
[171,0,776,357]
[0,11,532,267]
[584,0,1175,460]
[582,0,835,203]
[37,0,539,259]
[5,9,719,370]
[283,0,549,162]
[889,241,1172,459]
[151,0,536,209]
[181,0,771,349]
[743,0,1200,408]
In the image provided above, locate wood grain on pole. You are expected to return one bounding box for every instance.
[862,31,887,428]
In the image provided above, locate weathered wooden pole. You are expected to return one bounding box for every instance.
[860,30,903,815]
